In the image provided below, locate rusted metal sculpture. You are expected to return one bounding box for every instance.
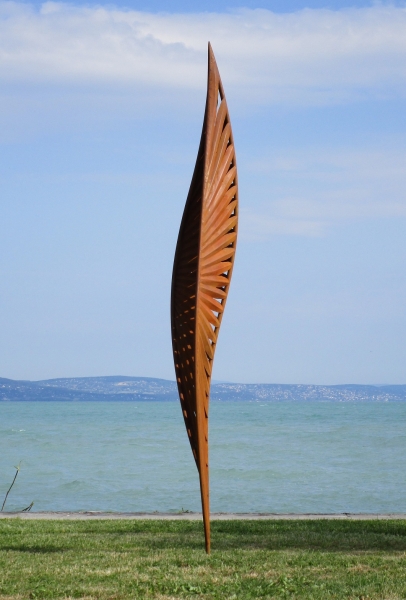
[171,43,238,554]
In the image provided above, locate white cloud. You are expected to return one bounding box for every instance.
[1,2,406,104]
[241,212,326,238]
[241,148,406,238]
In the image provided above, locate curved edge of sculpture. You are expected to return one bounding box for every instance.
[171,43,238,554]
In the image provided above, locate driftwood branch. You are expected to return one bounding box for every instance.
[20,501,34,512]
[1,463,20,511]
[1,462,34,513]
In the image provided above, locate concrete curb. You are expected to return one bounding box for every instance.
[1,512,405,520]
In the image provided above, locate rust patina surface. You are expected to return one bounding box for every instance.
[171,43,238,554]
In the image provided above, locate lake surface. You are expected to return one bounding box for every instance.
[0,401,405,513]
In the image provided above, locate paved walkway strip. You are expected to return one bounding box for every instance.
[1,512,405,520]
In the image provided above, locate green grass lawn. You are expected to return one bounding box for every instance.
[0,519,405,599]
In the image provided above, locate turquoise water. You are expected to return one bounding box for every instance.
[0,401,405,513]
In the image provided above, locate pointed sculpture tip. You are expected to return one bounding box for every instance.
[207,42,218,73]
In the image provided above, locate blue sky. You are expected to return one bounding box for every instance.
[1,0,406,384]
[16,1,399,11]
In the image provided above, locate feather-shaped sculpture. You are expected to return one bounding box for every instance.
[171,43,238,554]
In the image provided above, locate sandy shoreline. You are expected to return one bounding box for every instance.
[0,511,405,520]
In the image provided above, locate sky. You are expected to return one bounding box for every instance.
[1,0,406,384]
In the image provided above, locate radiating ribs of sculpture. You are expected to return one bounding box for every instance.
[171,43,238,554]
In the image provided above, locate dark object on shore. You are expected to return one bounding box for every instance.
[1,462,33,513]
[171,43,238,554]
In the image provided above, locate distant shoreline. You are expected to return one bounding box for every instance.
[1,375,406,402]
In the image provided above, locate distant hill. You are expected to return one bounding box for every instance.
[1,376,406,402]
[0,376,177,402]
